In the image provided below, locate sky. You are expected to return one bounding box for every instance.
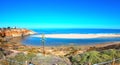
[0,0,120,29]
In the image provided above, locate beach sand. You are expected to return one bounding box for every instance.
[32,34,120,39]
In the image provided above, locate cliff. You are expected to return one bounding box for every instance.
[0,28,35,37]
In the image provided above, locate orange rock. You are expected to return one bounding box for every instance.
[0,28,35,37]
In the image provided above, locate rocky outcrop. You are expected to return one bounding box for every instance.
[0,27,35,37]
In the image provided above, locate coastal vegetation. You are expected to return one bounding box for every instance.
[68,49,120,65]
[0,45,120,65]
[0,42,120,65]
[0,27,120,65]
[41,34,45,56]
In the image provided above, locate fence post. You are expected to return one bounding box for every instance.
[112,58,115,65]
[25,61,28,65]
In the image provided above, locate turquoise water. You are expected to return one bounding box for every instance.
[22,28,120,46]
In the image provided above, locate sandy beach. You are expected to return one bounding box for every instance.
[32,34,120,39]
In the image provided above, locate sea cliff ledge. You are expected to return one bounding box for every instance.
[0,27,36,37]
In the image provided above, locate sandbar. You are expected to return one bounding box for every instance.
[31,34,120,39]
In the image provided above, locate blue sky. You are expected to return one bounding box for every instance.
[0,0,120,29]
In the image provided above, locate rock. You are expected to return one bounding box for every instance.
[0,27,36,37]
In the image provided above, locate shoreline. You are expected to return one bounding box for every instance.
[21,41,120,56]
[1,36,120,57]
[7,36,120,49]
[32,34,120,39]
[23,41,120,50]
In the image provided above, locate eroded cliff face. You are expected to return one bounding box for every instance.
[0,28,35,37]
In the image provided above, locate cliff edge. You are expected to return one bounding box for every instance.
[0,27,36,37]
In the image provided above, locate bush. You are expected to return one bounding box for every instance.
[69,49,120,65]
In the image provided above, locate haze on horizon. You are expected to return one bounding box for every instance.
[0,0,120,29]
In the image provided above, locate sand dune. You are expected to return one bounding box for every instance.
[31,34,120,39]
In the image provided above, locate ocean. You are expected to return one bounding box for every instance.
[22,28,120,46]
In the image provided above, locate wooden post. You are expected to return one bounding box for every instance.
[25,61,27,65]
[112,58,115,65]
[88,62,91,65]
